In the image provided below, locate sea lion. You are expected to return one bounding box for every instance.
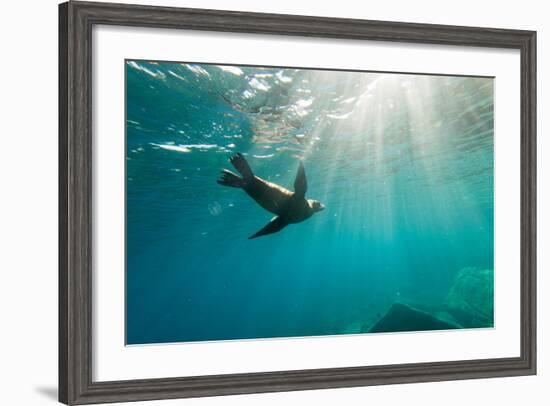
[217,153,325,239]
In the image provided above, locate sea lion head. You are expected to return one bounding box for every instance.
[309,199,325,213]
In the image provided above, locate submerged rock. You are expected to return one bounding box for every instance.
[369,303,459,333]
[444,268,494,328]
[341,321,364,334]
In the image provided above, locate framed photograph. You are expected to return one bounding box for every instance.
[59,1,536,404]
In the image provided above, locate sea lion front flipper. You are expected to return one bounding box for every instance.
[248,216,288,239]
[293,161,308,198]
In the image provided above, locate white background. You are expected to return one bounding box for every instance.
[0,0,547,405]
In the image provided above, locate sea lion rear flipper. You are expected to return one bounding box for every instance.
[230,153,254,180]
[248,216,288,239]
[217,169,244,188]
[293,161,308,198]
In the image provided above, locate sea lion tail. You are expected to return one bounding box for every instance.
[217,169,245,188]
[229,153,254,180]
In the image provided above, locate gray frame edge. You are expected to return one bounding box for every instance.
[58,1,537,404]
[59,2,69,404]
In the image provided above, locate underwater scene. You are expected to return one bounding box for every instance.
[126,60,494,345]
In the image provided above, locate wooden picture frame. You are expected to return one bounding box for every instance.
[59,1,536,404]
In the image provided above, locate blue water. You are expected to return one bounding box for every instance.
[126,61,494,345]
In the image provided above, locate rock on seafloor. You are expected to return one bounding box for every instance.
[444,267,494,328]
[369,303,460,333]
